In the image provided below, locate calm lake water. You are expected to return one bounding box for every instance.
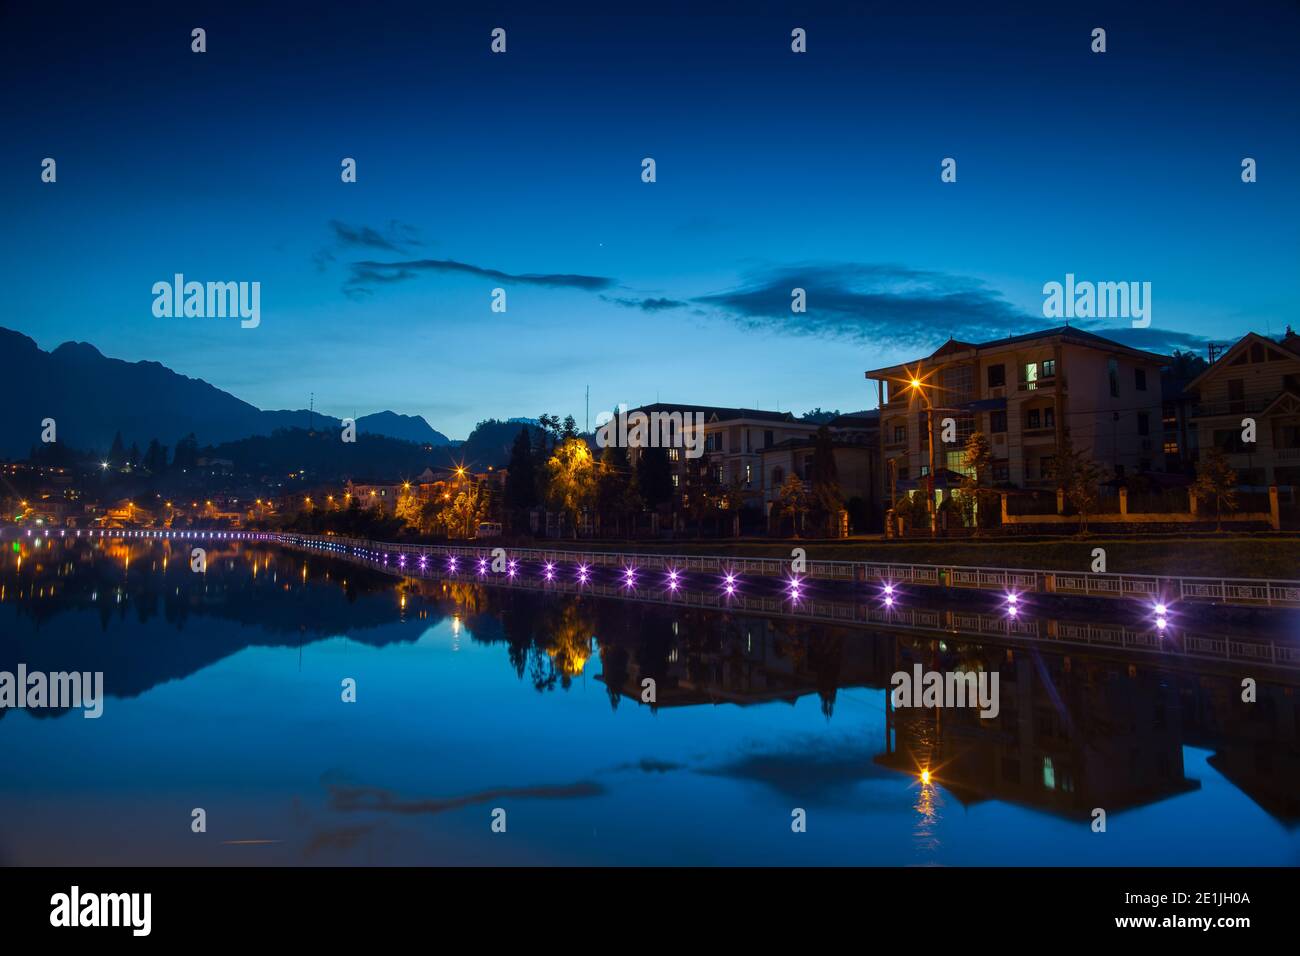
[2,536,1298,866]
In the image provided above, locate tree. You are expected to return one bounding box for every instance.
[394,491,424,530]
[596,444,640,536]
[1192,447,1238,532]
[108,431,125,465]
[537,414,562,452]
[173,433,199,471]
[503,427,539,531]
[958,431,994,532]
[901,490,931,533]
[144,438,168,475]
[1047,441,1105,535]
[723,477,747,537]
[546,438,597,538]
[776,473,808,537]
[442,483,490,539]
[683,460,721,536]
[636,446,674,512]
[1167,349,1209,385]
[809,425,844,536]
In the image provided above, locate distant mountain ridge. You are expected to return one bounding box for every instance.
[0,327,451,456]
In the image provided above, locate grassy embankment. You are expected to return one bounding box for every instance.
[495,533,1300,580]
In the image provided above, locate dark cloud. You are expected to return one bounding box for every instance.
[700,736,896,806]
[601,295,689,313]
[693,262,1034,348]
[346,258,615,296]
[303,823,379,858]
[1080,323,1212,356]
[612,758,685,774]
[329,219,425,253]
[327,780,605,816]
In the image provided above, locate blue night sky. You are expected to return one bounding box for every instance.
[2,1,1298,440]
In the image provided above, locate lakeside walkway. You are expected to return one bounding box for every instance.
[25,526,1300,610]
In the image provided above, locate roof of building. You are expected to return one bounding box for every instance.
[865,325,1172,379]
[828,411,880,428]
[629,402,803,424]
[1184,328,1300,392]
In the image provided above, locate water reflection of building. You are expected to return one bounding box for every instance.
[1183,678,1300,826]
[597,614,896,713]
[586,597,1300,825]
[878,644,1199,820]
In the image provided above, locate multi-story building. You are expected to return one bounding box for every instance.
[1184,328,1300,487]
[758,412,882,532]
[865,326,1170,502]
[623,403,821,509]
[343,480,407,512]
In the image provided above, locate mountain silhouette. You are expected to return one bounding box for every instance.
[0,327,450,455]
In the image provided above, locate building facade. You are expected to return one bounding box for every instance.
[624,404,822,512]
[865,327,1170,504]
[1184,329,1300,487]
[758,412,881,532]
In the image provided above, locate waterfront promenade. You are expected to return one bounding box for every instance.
[18,526,1300,611]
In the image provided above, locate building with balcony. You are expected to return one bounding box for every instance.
[343,480,408,512]
[623,404,821,512]
[1184,328,1300,487]
[758,412,882,533]
[865,326,1170,504]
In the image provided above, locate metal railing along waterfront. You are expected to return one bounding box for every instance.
[328,547,1300,673]
[32,527,1300,610]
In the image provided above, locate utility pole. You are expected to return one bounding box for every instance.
[926,404,937,536]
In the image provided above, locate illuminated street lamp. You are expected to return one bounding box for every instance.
[902,369,963,538]
[904,371,939,537]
